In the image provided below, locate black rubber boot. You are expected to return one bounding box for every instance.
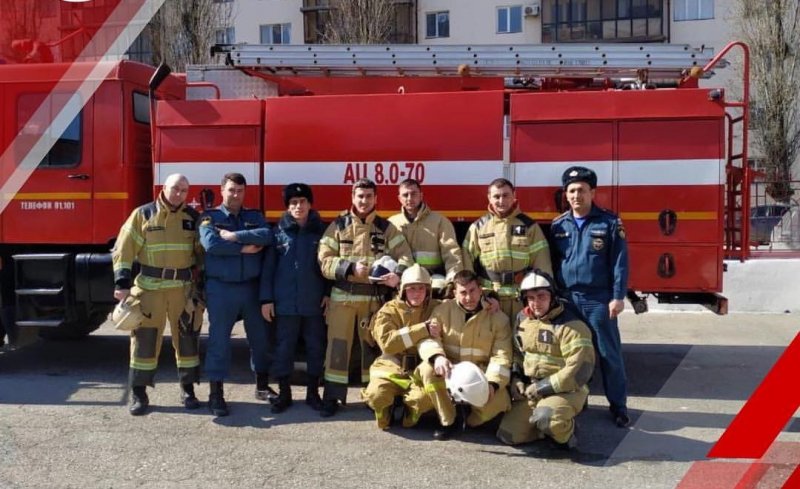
[270,378,293,414]
[129,386,149,416]
[432,422,459,441]
[208,381,229,417]
[305,376,323,411]
[255,372,279,403]
[180,383,200,410]
[319,399,339,418]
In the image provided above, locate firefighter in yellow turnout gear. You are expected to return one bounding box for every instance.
[462,178,552,321]
[497,270,595,448]
[388,179,463,286]
[404,270,513,440]
[362,265,441,429]
[317,178,414,417]
[112,173,204,415]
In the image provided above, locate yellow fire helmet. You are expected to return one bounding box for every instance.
[400,264,432,300]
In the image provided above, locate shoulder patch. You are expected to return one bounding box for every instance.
[373,215,390,233]
[516,212,535,229]
[474,214,491,230]
[138,202,158,221]
[553,210,570,223]
[183,207,200,222]
[335,213,352,231]
[199,216,213,227]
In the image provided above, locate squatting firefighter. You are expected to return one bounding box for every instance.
[462,178,552,321]
[200,172,275,417]
[317,178,414,417]
[262,183,328,414]
[112,173,204,416]
[496,270,595,448]
[361,264,442,429]
[405,269,512,440]
[388,179,463,296]
[551,166,630,427]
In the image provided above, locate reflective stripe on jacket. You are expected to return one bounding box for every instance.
[514,302,595,397]
[112,192,201,291]
[418,298,512,388]
[318,208,414,302]
[389,204,463,281]
[462,206,552,297]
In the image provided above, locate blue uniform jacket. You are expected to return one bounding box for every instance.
[550,205,629,300]
[199,205,272,284]
[262,210,329,316]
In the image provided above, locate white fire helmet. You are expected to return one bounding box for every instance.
[519,269,555,303]
[446,361,490,407]
[111,295,143,331]
[370,255,399,280]
[430,273,447,291]
[400,264,432,299]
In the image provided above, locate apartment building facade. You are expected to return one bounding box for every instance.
[228,0,733,51]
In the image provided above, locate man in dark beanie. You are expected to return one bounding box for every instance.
[261,183,329,413]
[282,183,313,208]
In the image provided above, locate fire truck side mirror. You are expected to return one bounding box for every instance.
[554,189,568,213]
[149,62,172,92]
[200,188,215,210]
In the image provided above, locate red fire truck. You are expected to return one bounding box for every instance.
[0,41,750,343]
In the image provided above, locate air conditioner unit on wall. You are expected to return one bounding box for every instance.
[524,3,540,17]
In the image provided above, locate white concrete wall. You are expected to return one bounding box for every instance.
[233,0,304,45]
[647,259,800,313]
[418,0,541,44]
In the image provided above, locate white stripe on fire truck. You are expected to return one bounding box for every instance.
[157,159,723,187]
[262,161,505,185]
[515,159,724,187]
[154,162,260,186]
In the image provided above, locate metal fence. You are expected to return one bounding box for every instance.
[748,179,800,257]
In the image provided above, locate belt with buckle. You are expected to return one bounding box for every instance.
[140,265,193,281]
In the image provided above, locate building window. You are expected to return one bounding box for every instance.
[260,23,291,44]
[215,27,235,44]
[498,6,523,33]
[426,11,449,38]
[542,0,664,43]
[301,0,415,44]
[126,29,153,65]
[673,0,713,21]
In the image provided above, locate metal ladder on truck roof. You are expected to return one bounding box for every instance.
[214,43,726,79]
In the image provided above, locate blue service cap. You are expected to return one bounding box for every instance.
[562,166,597,189]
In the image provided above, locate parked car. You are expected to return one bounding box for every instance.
[750,204,790,245]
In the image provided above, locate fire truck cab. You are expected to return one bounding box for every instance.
[0,61,182,339]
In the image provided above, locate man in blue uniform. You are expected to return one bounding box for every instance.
[550,166,630,427]
[200,172,275,417]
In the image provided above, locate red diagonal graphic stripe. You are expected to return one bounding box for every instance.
[708,333,800,459]
[783,464,800,489]
[0,0,162,214]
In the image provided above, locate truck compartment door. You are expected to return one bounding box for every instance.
[263,90,505,222]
